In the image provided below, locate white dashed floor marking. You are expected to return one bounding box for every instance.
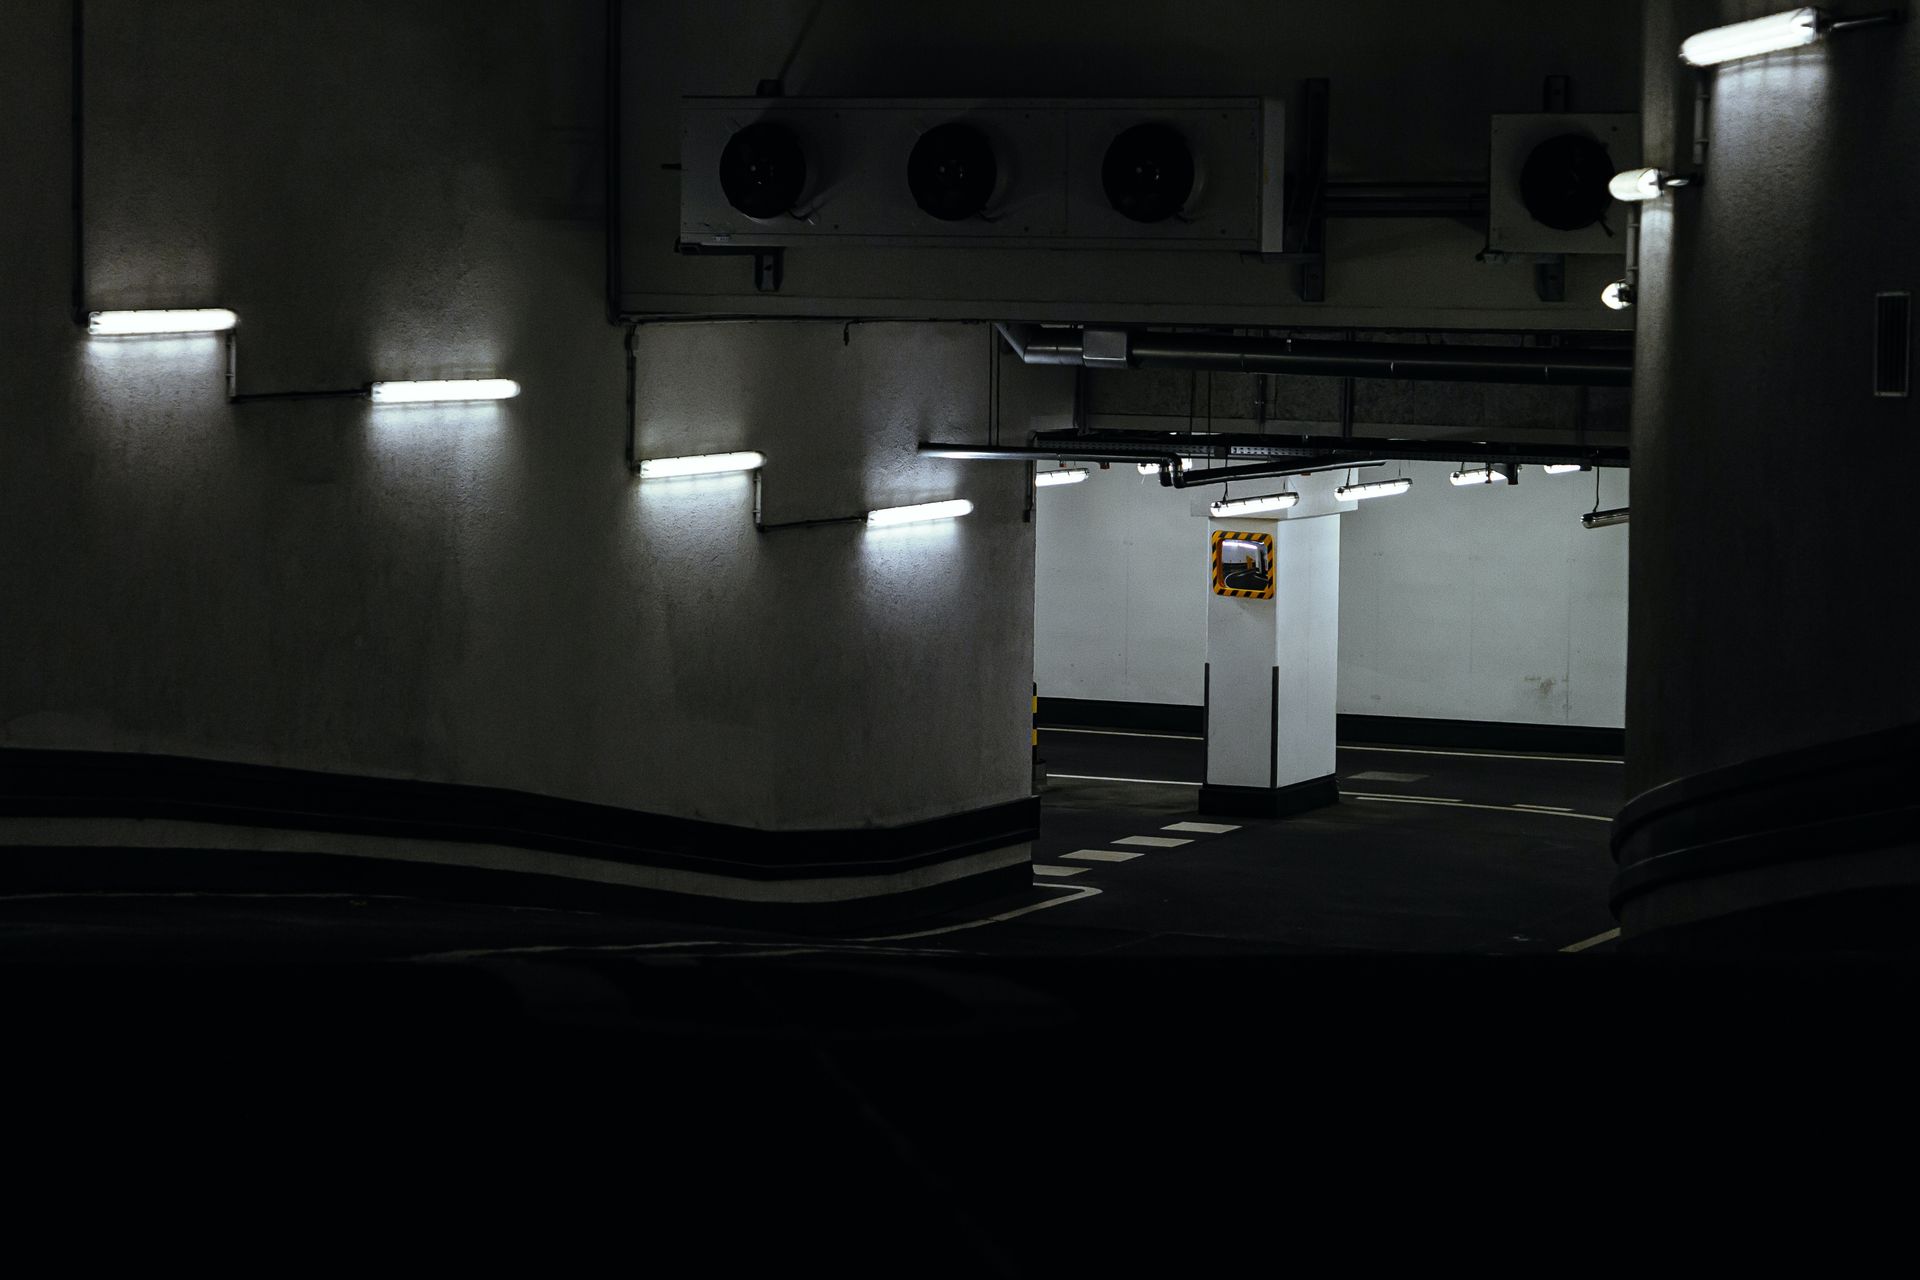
[1113,835,1192,848]
[1033,865,1089,878]
[1162,822,1240,834]
[1063,848,1146,863]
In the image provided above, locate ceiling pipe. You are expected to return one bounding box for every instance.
[1029,429,1628,469]
[992,322,1084,365]
[1174,457,1384,489]
[996,323,1631,386]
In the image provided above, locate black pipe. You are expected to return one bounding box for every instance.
[1127,333,1631,386]
[1175,457,1384,489]
[1031,430,1628,469]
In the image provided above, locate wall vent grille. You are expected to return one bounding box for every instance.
[1875,291,1911,398]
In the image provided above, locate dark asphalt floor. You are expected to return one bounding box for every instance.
[0,730,1624,961]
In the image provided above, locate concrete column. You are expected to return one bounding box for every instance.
[1618,2,1920,949]
[1199,474,1350,817]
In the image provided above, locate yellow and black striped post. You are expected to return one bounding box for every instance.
[1031,682,1044,791]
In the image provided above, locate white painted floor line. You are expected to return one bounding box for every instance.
[1040,727,1202,742]
[1561,927,1622,953]
[1114,835,1192,848]
[1033,865,1088,878]
[1163,822,1239,834]
[860,883,1101,941]
[1049,773,1201,787]
[1339,744,1624,765]
[1346,792,1464,804]
[1515,803,1575,812]
[1063,848,1146,863]
[1342,793,1613,823]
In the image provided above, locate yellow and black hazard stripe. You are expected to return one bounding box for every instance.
[1210,529,1277,600]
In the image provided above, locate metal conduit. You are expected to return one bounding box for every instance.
[996,324,1632,386]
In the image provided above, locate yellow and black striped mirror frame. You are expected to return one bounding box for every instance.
[1210,529,1276,600]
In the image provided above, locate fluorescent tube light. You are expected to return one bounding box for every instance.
[1138,459,1196,475]
[867,499,973,527]
[1602,280,1634,310]
[369,378,520,403]
[1450,466,1509,486]
[1035,467,1090,487]
[87,308,237,336]
[1681,7,1823,65]
[638,451,765,479]
[1609,168,1667,202]
[1209,492,1298,517]
[1335,477,1412,501]
[1583,507,1630,529]
[1541,463,1589,475]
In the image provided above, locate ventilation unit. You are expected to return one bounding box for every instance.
[1876,291,1911,398]
[678,97,1285,252]
[1487,113,1641,254]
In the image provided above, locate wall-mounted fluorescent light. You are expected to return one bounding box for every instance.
[1210,492,1298,517]
[1609,168,1668,202]
[1450,466,1510,486]
[1036,467,1089,488]
[867,499,973,527]
[1681,7,1823,65]
[87,308,237,336]
[1602,280,1635,311]
[638,451,765,479]
[369,378,520,403]
[1541,463,1589,475]
[1583,507,1630,529]
[1335,477,1412,501]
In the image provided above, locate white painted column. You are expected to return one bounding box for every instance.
[1199,473,1350,817]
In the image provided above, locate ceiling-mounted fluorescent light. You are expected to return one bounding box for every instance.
[1680,7,1824,65]
[1450,466,1510,486]
[1210,492,1298,517]
[1137,462,1162,475]
[1541,463,1589,475]
[87,308,237,336]
[1583,507,1630,529]
[867,499,974,527]
[1335,477,1412,501]
[638,450,765,479]
[1602,280,1635,310]
[369,378,520,403]
[1035,467,1090,487]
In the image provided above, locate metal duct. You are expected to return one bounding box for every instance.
[995,324,1631,386]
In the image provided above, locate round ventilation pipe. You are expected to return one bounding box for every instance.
[719,121,807,220]
[1102,123,1196,223]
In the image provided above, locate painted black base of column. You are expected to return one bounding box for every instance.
[1613,720,1920,953]
[1198,774,1339,819]
[0,747,1038,932]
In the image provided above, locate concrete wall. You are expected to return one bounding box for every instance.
[1340,462,1628,727]
[0,0,1040,831]
[1033,462,1629,727]
[620,0,1642,329]
[1629,0,1920,794]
